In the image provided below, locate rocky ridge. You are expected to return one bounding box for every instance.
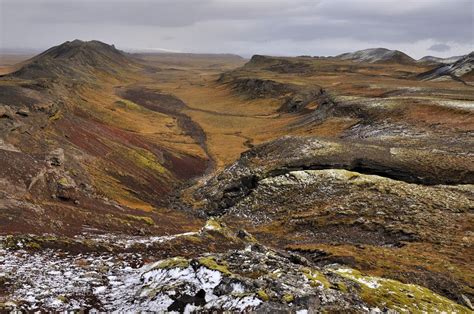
[418,52,474,83]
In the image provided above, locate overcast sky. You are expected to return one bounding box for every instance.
[0,0,473,58]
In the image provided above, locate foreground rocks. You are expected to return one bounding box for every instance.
[0,220,469,312]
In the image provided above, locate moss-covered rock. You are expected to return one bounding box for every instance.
[154,257,189,270]
[198,256,232,275]
[333,268,470,313]
[301,267,331,288]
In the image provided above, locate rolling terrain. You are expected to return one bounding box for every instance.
[0,41,473,312]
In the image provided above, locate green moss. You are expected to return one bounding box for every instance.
[282,294,294,303]
[301,267,331,288]
[3,236,41,250]
[257,289,270,301]
[48,110,62,121]
[203,218,236,240]
[28,242,42,250]
[126,148,169,175]
[57,177,72,186]
[115,99,142,111]
[204,218,224,231]
[125,214,155,225]
[337,282,348,293]
[333,268,470,313]
[198,256,232,275]
[155,257,189,269]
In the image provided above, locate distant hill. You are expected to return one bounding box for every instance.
[418,52,474,82]
[336,48,416,64]
[418,55,464,65]
[10,40,138,80]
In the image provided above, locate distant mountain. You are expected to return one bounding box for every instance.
[336,48,415,64]
[418,55,464,65]
[418,52,474,82]
[10,40,137,80]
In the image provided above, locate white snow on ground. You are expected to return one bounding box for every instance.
[334,268,381,289]
[0,243,261,312]
[73,231,198,249]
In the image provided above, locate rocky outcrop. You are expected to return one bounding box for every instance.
[223,77,295,99]
[219,75,329,113]
[418,52,474,82]
[243,55,313,74]
[194,136,473,215]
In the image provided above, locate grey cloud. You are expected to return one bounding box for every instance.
[0,0,472,57]
[428,43,451,52]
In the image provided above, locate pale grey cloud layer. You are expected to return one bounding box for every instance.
[1,0,473,58]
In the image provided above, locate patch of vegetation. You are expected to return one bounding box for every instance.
[3,235,42,250]
[301,267,331,288]
[204,218,224,231]
[155,257,189,269]
[125,148,170,176]
[198,256,232,275]
[336,282,348,293]
[282,294,294,303]
[125,214,155,225]
[257,289,270,301]
[114,99,142,111]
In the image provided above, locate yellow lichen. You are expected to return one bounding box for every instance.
[282,294,294,303]
[257,289,270,301]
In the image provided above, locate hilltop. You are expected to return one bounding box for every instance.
[418,55,464,65]
[10,40,138,80]
[336,48,415,64]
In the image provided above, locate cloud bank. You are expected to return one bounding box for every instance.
[1,0,472,58]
